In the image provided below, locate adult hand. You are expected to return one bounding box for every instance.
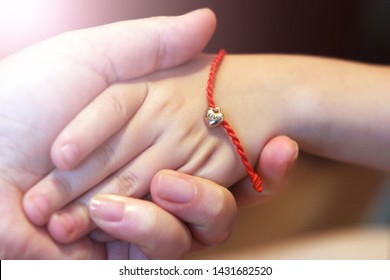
[93,170,237,259]
[0,8,217,259]
[91,136,298,259]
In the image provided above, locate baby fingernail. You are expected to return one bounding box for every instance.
[27,193,50,225]
[90,196,124,222]
[59,144,78,167]
[157,171,196,203]
[286,141,299,175]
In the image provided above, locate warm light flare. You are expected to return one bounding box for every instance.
[0,0,64,58]
[0,0,188,58]
[0,0,56,35]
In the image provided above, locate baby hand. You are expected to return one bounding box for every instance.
[23,54,295,243]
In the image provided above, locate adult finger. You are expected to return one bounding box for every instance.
[104,242,150,260]
[79,8,217,82]
[150,170,237,247]
[89,194,192,259]
[0,181,105,260]
[91,230,150,259]
[89,170,237,259]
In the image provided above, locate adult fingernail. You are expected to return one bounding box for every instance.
[157,171,196,203]
[90,196,124,222]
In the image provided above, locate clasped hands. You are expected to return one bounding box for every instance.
[0,9,297,259]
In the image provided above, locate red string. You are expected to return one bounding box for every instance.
[206,49,263,192]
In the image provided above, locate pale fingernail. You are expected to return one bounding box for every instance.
[90,196,124,222]
[28,193,50,225]
[59,144,78,167]
[157,172,196,203]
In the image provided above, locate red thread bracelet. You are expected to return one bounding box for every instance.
[204,49,263,192]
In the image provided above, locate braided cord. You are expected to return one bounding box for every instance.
[206,49,262,192]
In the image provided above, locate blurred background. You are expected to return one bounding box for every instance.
[1,0,389,259]
[1,0,390,62]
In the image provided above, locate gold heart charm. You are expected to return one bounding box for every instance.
[205,107,224,127]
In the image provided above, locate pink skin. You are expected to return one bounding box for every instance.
[22,52,299,258]
[0,8,240,259]
[0,7,297,259]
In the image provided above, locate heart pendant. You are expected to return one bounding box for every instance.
[205,107,224,127]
